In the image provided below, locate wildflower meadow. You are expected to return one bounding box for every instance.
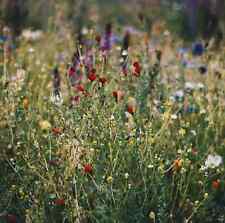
[0,1,225,223]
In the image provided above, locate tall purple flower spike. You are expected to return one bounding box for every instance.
[84,48,94,73]
[101,23,113,52]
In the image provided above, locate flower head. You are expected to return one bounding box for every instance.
[106,176,113,184]
[75,84,85,92]
[192,42,204,56]
[173,158,183,171]
[212,179,220,189]
[23,97,29,110]
[132,61,141,77]
[54,198,65,206]
[84,164,93,174]
[39,120,51,131]
[88,69,97,81]
[52,127,62,135]
[127,97,137,114]
[205,154,223,169]
[68,67,76,77]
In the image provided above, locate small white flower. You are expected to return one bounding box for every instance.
[122,50,128,56]
[50,92,63,106]
[200,109,206,114]
[153,99,160,105]
[180,167,186,174]
[196,82,205,90]
[194,200,199,205]
[81,27,88,35]
[28,47,35,53]
[119,58,124,63]
[205,154,223,169]
[163,30,170,36]
[191,130,197,136]
[185,82,195,92]
[174,90,184,99]
[171,114,178,120]
[22,29,43,41]
[148,164,154,169]
[204,193,208,199]
[124,173,129,179]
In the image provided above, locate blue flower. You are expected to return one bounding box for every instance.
[0,35,7,43]
[192,42,204,56]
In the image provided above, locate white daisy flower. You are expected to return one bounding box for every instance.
[205,154,223,169]
[185,82,195,92]
[171,114,178,120]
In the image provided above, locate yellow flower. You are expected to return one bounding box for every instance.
[164,100,173,108]
[106,176,113,184]
[148,137,155,144]
[149,211,155,220]
[178,128,186,136]
[39,120,51,130]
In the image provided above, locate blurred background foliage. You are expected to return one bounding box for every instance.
[0,0,224,41]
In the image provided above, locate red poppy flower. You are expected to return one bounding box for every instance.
[212,179,220,189]
[5,214,17,223]
[88,73,97,81]
[54,198,65,206]
[75,84,85,92]
[88,69,97,81]
[132,61,141,77]
[127,105,135,114]
[68,67,76,76]
[84,164,93,174]
[173,159,182,171]
[52,127,62,135]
